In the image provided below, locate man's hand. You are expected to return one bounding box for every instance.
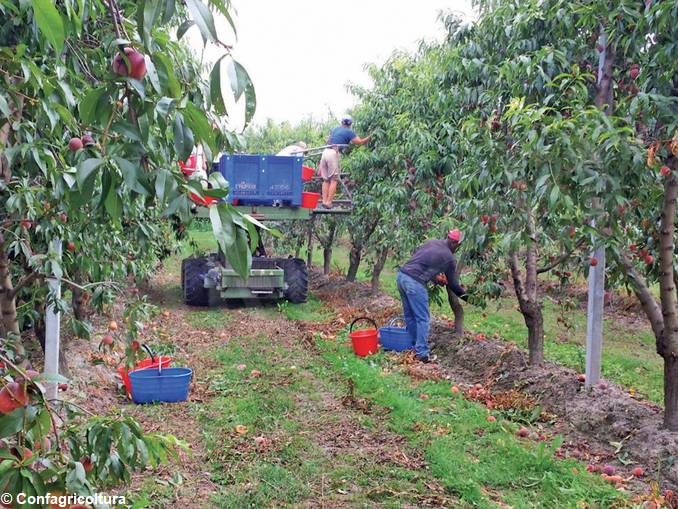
[434,273,448,286]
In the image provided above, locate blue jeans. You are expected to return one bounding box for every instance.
[396,271,430,358]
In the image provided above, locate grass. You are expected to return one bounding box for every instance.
[190,323,459,507]
[183,302,623,508]
[303,239,664,405]
[318,337,624,508]
[184,309,232,329]
[277,294,334,322]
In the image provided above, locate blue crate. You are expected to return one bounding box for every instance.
[219,154,303,207]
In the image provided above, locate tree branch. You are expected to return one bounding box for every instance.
[617,252,664,343]
[537,239,587,274]
[7,271,42,300]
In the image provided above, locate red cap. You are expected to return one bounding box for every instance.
[448,229,462,242]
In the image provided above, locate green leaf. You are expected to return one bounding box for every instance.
[225,227,251,280]
[173,113,194,160]
[185,0,218,43]
[79,88,107,124]
[137,0,164,48]
[162,0,176,23]
[209,56,227,115]
[115,157,147,195]
[145,55,161,94]
[0,94,10,118]
[227,60,248,101]
[183,103,215,154]
[209,204,235,251]
[32,0,65,54]
[0,407,26,438]
[152,54,181,98]
[105,187,123,221]
[76,158,104,188]
[155,97,175,117]
[177,20,194,40]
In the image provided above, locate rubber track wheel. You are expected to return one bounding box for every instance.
[283,258,308,304]
[182,257,210,306]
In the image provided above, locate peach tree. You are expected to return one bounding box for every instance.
[348,0,677,429]
[0,0,259,499]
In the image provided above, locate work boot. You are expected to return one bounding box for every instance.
[416,354,437,364]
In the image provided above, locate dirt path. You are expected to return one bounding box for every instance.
[59,260,676,508]
[63,262,458,508]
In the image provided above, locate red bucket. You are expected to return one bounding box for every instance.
[302,165,315,181]
[348,317,379,357]
[189,193,219,206]
[117,355,173,397]
[301,192,320,209]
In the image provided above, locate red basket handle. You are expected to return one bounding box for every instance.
[349,316,377,332]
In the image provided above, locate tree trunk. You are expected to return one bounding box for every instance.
[665,355,678,431]
[370,247,388,293]
[306,217,315,268]
[523,302,545,366]
[71,284,90,321]
[0,250,24,358]
[323,247,332,275]
[508,248,544,366]
[447,288,464,335]
[346,246,362,282]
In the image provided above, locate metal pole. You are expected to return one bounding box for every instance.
[44,239,62,401]
[585,32,608,389]
[585,240,605,388]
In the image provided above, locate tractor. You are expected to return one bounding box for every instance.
[180,148,351,307]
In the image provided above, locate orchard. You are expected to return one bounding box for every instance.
[0,0,677,506]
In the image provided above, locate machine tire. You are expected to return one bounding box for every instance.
[182,257,210,306]
[282,258,308,304]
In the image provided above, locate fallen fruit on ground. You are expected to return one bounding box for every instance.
[517,427,529,437]
[577,373,586,383]
[108,321,118,331]
[602,464,615,475]
[234,425,248,434]
[487,415,496,422]
[631,466,644,477]
[102,335,114,346]
[450,385,460,394]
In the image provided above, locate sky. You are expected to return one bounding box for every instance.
[192,1,475,129]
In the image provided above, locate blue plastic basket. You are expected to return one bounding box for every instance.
[379,317,415,352]
[129,367,193,404]
[219,154,303,206]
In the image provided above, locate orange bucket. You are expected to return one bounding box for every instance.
[301,192,320,209]
[302,165,315,181]
[348,317,379,357]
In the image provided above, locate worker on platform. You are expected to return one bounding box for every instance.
[277,141,308,156]
[318,116,371,209]
[396,229,468,363]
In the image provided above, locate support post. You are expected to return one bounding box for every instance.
[585,29,612,389]
[44,239,62,401]
[585,243,605,388]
